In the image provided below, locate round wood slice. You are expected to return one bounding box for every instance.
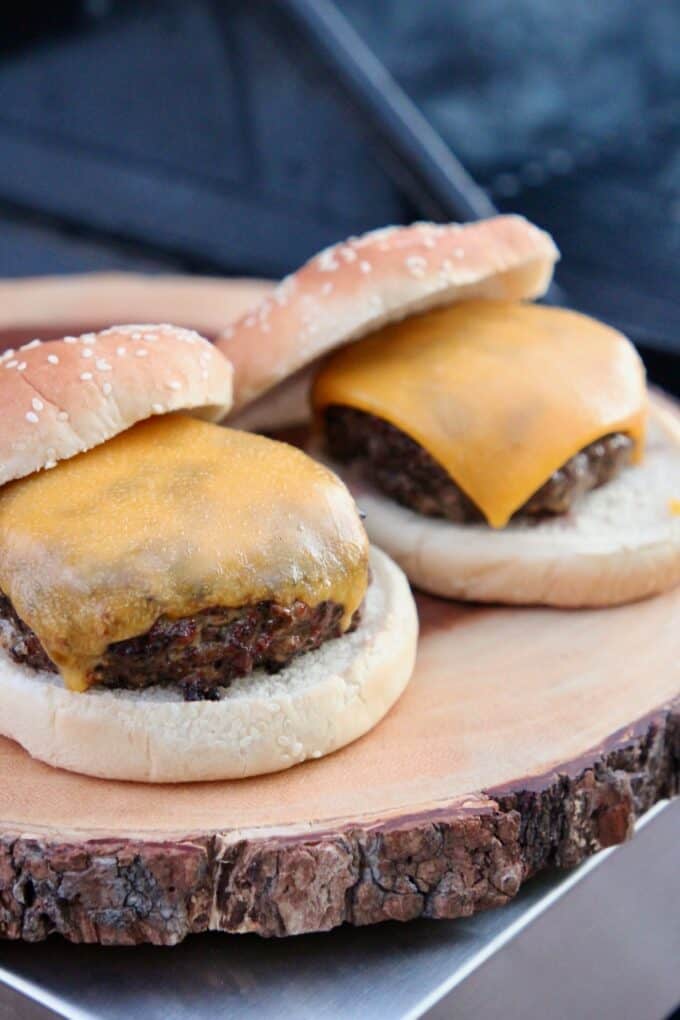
[0,265,677,945]
[0,272,272,350]
[1,585,678,945]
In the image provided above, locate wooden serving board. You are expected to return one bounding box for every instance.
[1,585,678,944]
[0,273,677,944]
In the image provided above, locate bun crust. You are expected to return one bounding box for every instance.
[0,548,418,782]
[0,325,233,487]
[312,398,680,607]
[218,215,559,419]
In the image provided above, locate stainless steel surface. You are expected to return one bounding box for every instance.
[426,799,680,1020]
[1,802,677,1020]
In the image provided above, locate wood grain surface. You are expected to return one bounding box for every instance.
[1,584,677,944]
[0,276,677,945]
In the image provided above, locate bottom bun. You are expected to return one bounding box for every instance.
[0,548,417,783]
[312,397,680,608]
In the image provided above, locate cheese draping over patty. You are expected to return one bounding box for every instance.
[0,415,369,690]
[313,301,647,528]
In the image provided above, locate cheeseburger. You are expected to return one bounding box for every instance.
[0,325,417,782]
[218,216,680,607]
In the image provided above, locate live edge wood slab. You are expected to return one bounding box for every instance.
[0,585,678,945]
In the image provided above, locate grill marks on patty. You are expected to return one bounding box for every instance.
[324,406,633,524]
[0,595,360,700]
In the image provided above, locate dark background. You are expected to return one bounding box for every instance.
[0,0,678,388]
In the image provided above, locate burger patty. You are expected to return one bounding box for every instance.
[0,594,359,701]
[324,406,633,523]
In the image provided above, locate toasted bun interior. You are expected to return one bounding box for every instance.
[0,325,234,487]
[0,548,418,782]
[218,215,559,424]
[311,398,680,607]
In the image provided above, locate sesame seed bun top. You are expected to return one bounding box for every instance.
[0,323,234,487]
[217,215,560,419]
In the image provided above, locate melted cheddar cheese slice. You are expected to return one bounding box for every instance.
[0,416,368,691]
[313,301,647,528]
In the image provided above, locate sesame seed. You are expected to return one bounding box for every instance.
[102,382,113,396]
[25,411,39,424]
[152,402,164,414]
[45,460,57,470]
[405,255,427,278]
[167,380,181,391]
[317,249,339,272]
[31,398,44,412]
[359,260,372,274]
[340,246,357,263]
[422,235,436,249]
[81,348,93,358]
[63,337,77,344]
[135,349,149,358]
[116,347,126,357]
[131,332,143,341]
[21,339,42,350]
[144,334,158,342]
[453,269,477,285]
[321,281,333,296]
[47,354,59,365]
[57,410,69,422]
[5,360,17,369]
[17,362,27,371]
[80,372,93,381]
[1,349,15,361]
[81,334,97,345]
[96,359,112,372]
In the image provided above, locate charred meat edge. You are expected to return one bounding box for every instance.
[0,595,361,701]
[324,406,633,524]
